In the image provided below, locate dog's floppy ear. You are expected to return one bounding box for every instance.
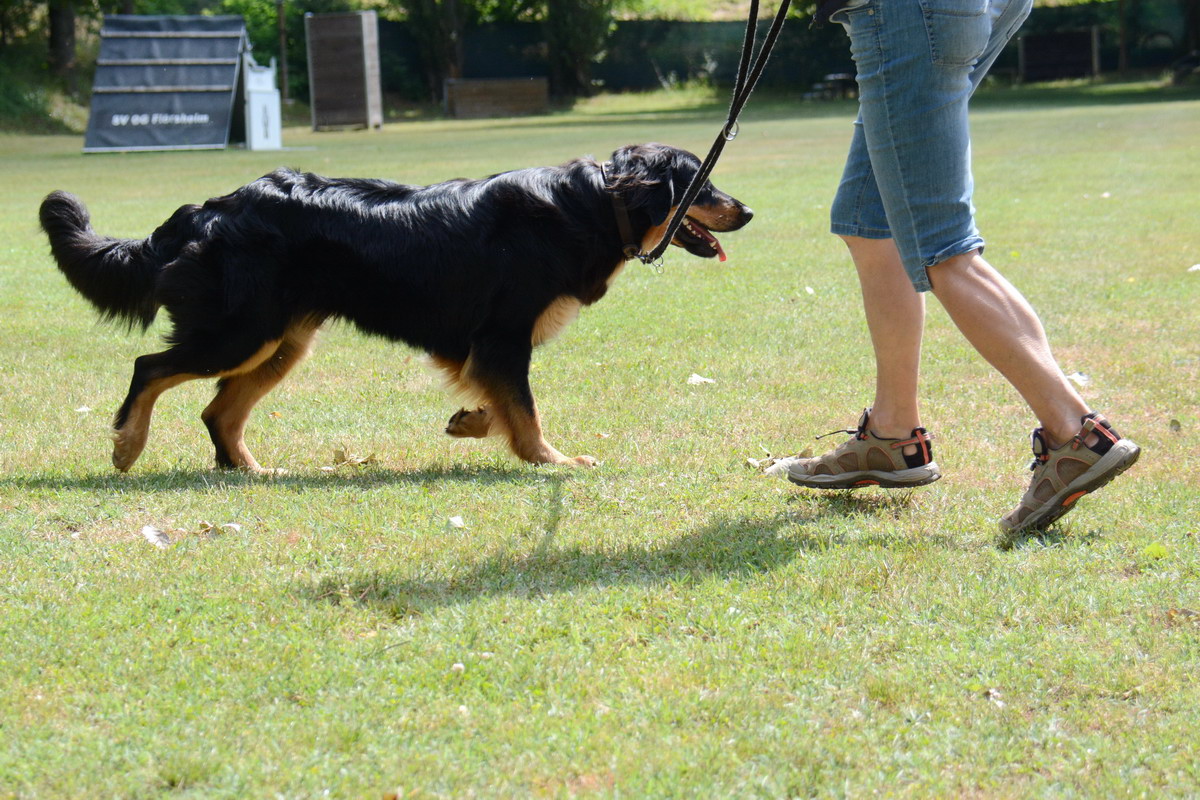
[644,174,674,227]
[608,144,675,226]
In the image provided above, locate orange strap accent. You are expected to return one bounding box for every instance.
[891,430,932,462]
[1062,490,1089,507]
[1091,419,1120,444]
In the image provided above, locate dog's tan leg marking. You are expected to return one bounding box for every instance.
[112,373,200,471]
[216,339,285,378]
[432,350,594,465]
[463,360,595,467]
[430,355,498,440]
[445,406,494,438]
[531,297,582,346]
[200,324,318,473]
[112,339,287,473]
[429,355,475,401]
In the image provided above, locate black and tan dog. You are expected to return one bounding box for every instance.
[39,143,753,473]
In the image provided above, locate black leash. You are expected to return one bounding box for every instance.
[626,0,792,266]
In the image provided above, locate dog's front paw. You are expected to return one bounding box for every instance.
[570,454,598,467]
[445,407,493,438]
[111,428,145,472]
[241,465,288,477]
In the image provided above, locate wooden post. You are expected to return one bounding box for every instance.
[277,0,290,103]
[305,11,383,130]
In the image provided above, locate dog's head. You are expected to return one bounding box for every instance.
[604,143,753,261]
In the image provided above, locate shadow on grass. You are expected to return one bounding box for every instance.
[0,463,534,493]
[296,485,943,617]
[996,523,1104,551]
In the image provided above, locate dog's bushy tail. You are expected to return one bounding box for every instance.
[39,190,163,330]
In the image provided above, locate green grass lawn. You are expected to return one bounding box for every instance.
[1,83,1198,798]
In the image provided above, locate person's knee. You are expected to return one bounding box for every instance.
[840,235,906,270]
[926,248,984,291]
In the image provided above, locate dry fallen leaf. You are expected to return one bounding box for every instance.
[1166,608,1200,625]
[755,449,813,475]
[329,447,378,469]
[447,516,466,529]
[197,521,244,537]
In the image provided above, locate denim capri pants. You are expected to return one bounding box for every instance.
[829,0,1033,291]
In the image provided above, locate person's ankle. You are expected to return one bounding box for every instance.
[1043,414,1099,450]
[866,413,921,441]
[865,410,923,456]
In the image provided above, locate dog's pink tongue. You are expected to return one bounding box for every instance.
[715,237,727,262]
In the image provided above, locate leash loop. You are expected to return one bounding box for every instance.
[722,120,740,141]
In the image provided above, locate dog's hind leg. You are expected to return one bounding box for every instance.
[200,322,319,473]
[112,336,285,472]
[463,336,596,467]
[112,350,206,471]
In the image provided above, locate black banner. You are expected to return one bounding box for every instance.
[83,15,247,153]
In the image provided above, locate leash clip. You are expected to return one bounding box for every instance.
[722,120,740,141]
[639,254,665,273]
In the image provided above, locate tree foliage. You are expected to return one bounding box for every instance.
[543,0,615,96]
[3,0,1195,109]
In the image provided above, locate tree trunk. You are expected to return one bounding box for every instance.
[445,0,463,80]
[1184,0,1200,51]
[48,0,76,79]
[1117,0,1128,73]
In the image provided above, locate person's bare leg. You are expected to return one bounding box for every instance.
[928,249,1089,446]
[842,235,925,441]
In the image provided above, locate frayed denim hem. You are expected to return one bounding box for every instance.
[830,223,892,239]
[912,237,987,292]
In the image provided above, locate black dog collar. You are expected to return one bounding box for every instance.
[600,162,642,261]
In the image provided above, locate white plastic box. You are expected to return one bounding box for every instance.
[243,53,282,150]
